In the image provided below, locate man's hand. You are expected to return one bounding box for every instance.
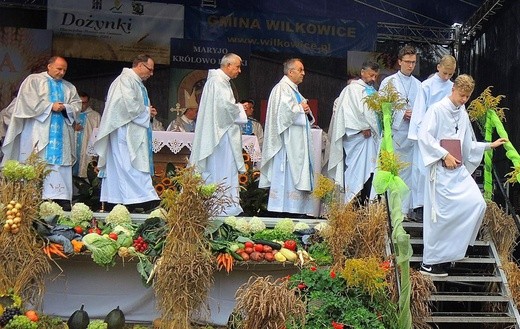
[150,106,157,118]
[361,129,371,138]
[443,153,461,169]
[73,122,83,131]
[490,137,508,149]
[404,109,412,121]
[52,102,65,112]
[301,101,311,114]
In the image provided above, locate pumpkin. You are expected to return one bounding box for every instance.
[67,304,89,329]
[104,306,125,329]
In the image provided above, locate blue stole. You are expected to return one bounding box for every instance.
[139,83,154,175]
[291,88,314,190]
[46,78,65,165]
[73,112,87,175]
[242,119,254,135]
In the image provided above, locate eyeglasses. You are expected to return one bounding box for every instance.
[291,68,305,73]
[141,62,154,72]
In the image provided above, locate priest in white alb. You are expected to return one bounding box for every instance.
[408,54,457,219]
[1,56,81,209]
[73,91,101,178]
[259,58,315,216]
[327,61,381,204]
[378,45,421,217]
[417,74,506,277]
[94,54,159,212]
[189,53,247,216]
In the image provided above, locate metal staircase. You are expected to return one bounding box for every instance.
[404,221,520,328]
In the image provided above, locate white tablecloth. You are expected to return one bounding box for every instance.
[87,130,262,163]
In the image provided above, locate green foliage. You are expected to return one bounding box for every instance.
[307,242,333,266]
[288,267,398,329]
[72,161,101,210]
[252,229,297,242]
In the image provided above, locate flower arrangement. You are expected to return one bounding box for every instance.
[238,152,268,216]
[152,162,180,197]
[287,264,397,329]
[363,80,407,115]
[378,149,409,176]
[467,86,507,130]
[312,174,336,205]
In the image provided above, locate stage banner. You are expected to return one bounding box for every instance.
[170,38,251,70]
[185,7,376,58]
[168,39,251,124]
[0,27,52,109]
[47,0,184,64]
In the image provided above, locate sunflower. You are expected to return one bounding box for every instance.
[162,177,172,187]
[252,171,261,180]
[245,162,250,172]
[243,153,251,163]
[239,174,249,185]
[155,183,165,195]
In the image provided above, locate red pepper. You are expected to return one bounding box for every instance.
[283,240,297,251]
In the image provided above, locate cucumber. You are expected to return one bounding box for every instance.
[229,249,243,261]
[253,239,282,250]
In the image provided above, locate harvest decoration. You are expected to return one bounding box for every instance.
[466,86,520,199]
[153,166,231,328]
[0,156,52,308]
[363,80,413,329]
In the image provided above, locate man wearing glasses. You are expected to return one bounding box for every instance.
[94,54,159,212]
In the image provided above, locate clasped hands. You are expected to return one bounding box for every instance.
[52,102,65,112]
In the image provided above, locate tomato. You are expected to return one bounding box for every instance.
[262,245,273,253]
[88,227,101,234]
[264,252,274,262]
[73,226,84,235]
[244,247,254,254]
[297,283,307,290]
[244,241,254,248]
[108,232,118,240]
[254,244,264,252]
[283,240,297,251]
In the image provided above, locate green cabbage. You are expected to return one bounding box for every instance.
[82,233,119,267]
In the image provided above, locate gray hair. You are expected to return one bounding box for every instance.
[220,53,241,67]
[283,58,302,75]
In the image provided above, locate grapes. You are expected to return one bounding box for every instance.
[4,314,37,329]
[0,307,22,326]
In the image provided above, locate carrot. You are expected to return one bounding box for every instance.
[42,246,51,258]
[48,243,68,258]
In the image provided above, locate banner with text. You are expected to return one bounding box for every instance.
[47,0,184,64]
[185,7,376,58]
[168,39,251,124]
[0,27,52,109]
[170,38,251,70]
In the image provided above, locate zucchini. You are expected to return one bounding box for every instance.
[253,239,282,250]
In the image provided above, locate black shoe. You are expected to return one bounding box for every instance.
[420,263,448,277]
[410,207,423,222]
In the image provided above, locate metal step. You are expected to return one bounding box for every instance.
[425,314,517,323]
[410,256,496,264]
[409,238,490,246]
[430,294,510,302]
[427,275,502,282]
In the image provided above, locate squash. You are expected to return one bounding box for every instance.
[67,304,89,329]
[104,306,125,329]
